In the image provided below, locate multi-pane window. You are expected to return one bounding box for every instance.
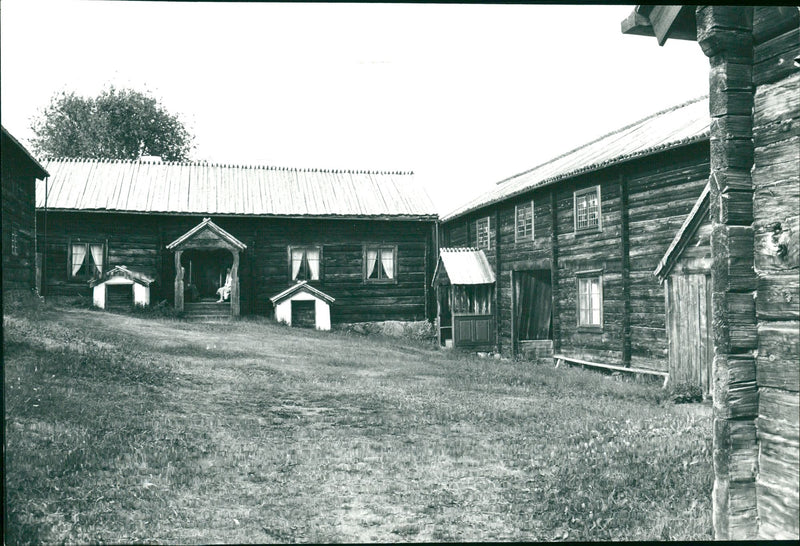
[577,275,603,327]
[476,217,491,250]
[11,230,20,256]
[69,242,104,280]
[515,201,534,242]
[574,186,601,231]
[364,245,396,282]
[289,246,321,281]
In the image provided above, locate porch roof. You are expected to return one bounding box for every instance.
[433,248,496,287]
[269,281,336,305]
[166,218,247,252]
[89,265,155,287]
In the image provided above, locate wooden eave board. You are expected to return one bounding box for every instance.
[654,183,711,281]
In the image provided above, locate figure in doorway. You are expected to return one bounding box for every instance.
[216,268,232,303]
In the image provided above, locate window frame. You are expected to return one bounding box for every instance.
[475,216,491,250]
[287,245,323,282]
[573,185,602,233]
[515,200,534,243]
[10,228,20,257]
[363,244,398,284]
[67,238,107,282]
[575,270,603,331]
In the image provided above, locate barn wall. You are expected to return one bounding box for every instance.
[625,143,711,369]
[439,142,710,366]
[36,211,435,323]
[751,6,800,539]
[2,150,38,295]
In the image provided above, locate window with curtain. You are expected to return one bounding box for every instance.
[577,275,603,327]
[476,216,491,249]
[289,246,321,281]
[364,245,396,282]
[515,201,534,242]
[574,186,601,232]
[69,241,104,280]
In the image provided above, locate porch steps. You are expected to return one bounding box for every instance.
[183,301,231,321]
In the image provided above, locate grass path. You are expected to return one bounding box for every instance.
[4,307,712,543]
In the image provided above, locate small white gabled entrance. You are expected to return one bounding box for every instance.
[270,281,335,330]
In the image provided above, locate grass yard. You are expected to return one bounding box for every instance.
[4,304,713,543]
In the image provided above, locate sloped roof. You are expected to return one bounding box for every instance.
[270,281,335,305]
[443,96,710,221]
[433,248,496,286]
[166,217,247,251]
[89,265,155,287]
[654,182,711,282]
[36,158,437,219]
[1,126,49,179]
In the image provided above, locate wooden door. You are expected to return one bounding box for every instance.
[106,284,133,310]
[453,314,494,348]
[666,273,712,395]
[514,270,553,341]
[291,300,316,328]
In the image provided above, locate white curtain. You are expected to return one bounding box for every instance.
[590,278,601,325]
[307,248,320,280]
[90,244,104,276]
[71,244,86,276]
[291,248,304,280]
[366,249,378,278]
[380,249,394,279]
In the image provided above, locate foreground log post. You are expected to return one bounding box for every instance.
[697,6,759,540]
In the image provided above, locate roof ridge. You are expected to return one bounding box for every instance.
[41,156,415,175]
[493,94,709,187]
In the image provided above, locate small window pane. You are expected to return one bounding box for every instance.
[575,188,600,231]
[516,202,533,241]
[578,276,602,327]
[476,217,490,249]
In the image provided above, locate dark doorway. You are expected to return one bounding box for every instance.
[515,270,553,341]
[291,300,316,328]
[106,284,133,310]
[182,249,232,301]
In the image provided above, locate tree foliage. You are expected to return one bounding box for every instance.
[30,86,194,161]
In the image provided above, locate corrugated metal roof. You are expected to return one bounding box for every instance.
[36,159,437,219]
[443,96,710,221]
[434,248,496,286]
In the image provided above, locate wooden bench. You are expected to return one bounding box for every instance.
[554,354,669,388]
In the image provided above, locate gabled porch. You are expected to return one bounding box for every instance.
[166,218,247,317]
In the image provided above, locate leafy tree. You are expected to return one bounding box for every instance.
[30,86,194,161]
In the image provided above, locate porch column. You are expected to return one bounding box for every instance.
[696,6,759,540]
[230,250,240,317]
[174,250,184,312]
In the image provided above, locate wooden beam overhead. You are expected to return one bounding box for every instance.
[621,5,698,44]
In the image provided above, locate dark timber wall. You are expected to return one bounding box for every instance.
[37,211,435,323]
[750,7,799,539]
[2,146,39,294]
[440,141,710,371]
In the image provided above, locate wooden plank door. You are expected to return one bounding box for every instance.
[666,273,712,395]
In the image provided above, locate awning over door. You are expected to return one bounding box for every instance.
[432,248,495,287]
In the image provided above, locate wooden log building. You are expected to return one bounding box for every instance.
[2,126,49,297]
[622,4,799,540]
[439,96,712,384]
[36,159,438,324]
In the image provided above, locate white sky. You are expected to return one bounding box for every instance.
[1,1,709,215]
